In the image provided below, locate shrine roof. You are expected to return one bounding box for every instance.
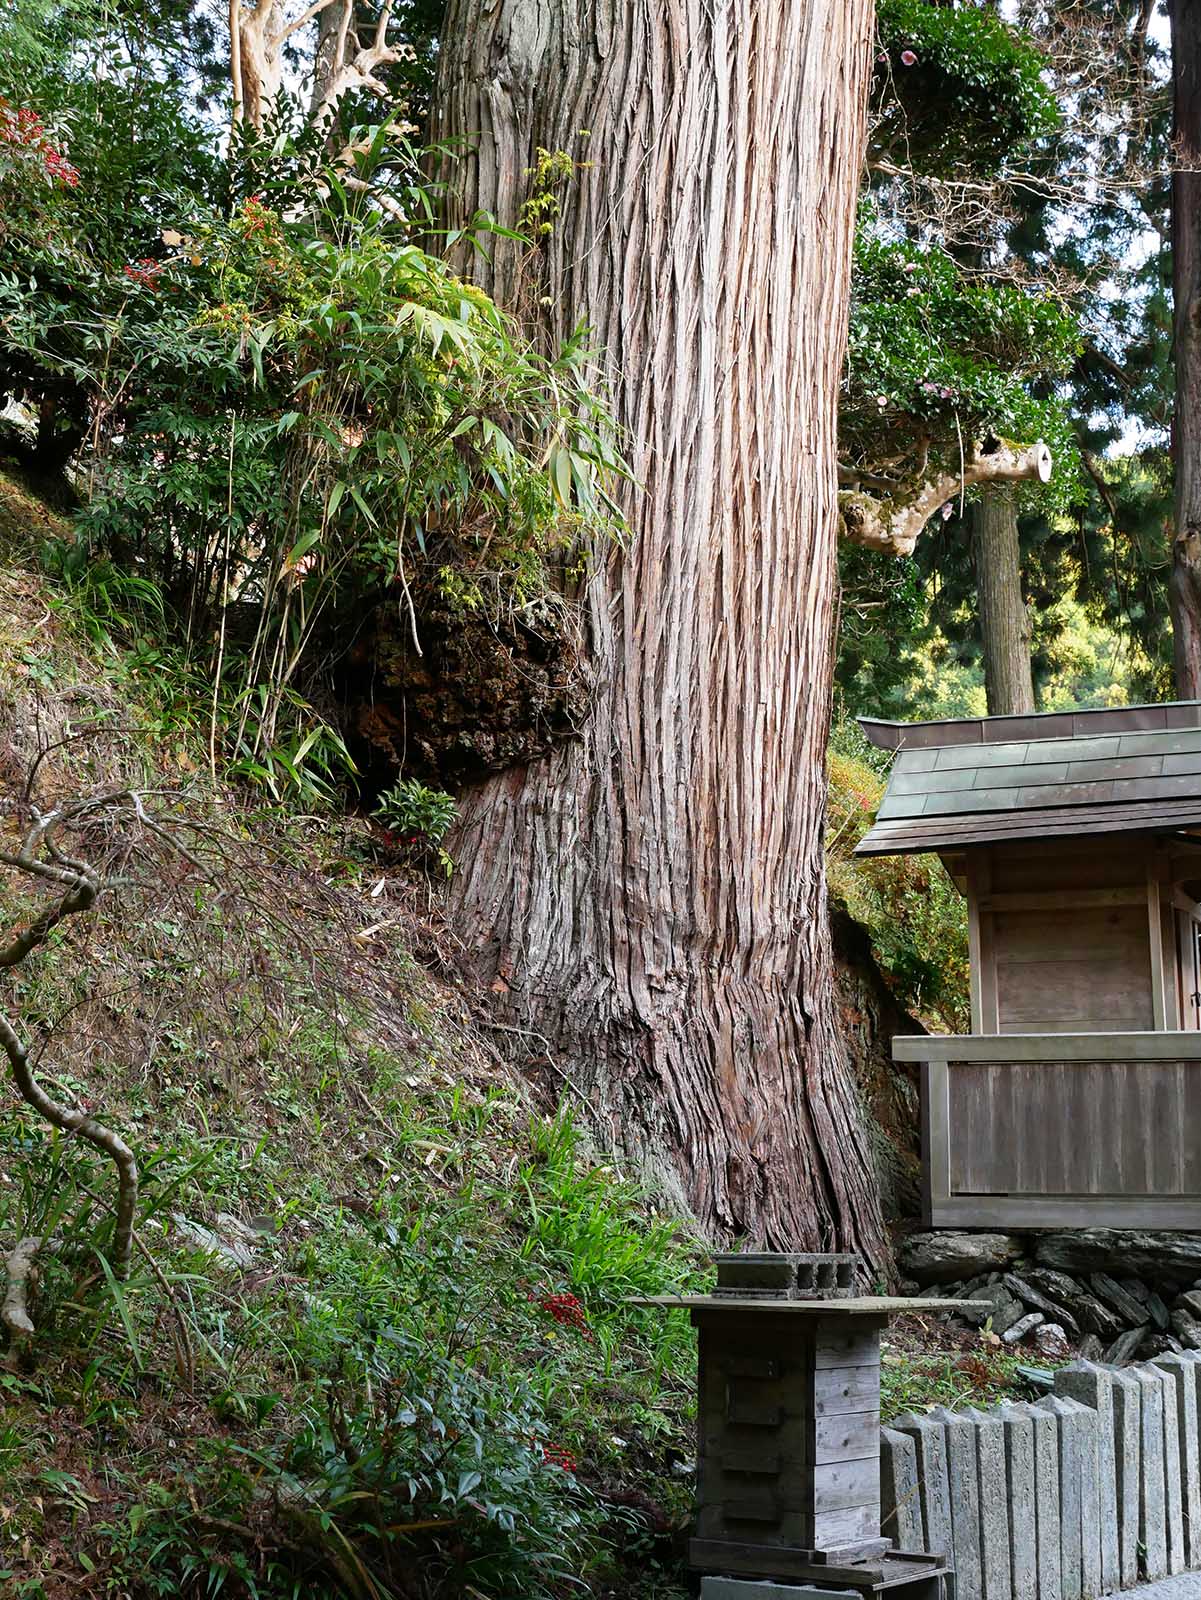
[854,701,1201,856]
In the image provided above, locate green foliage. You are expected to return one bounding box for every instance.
[518,146,579,241]
[373,777,458,875]
[881,1341,1030,1419]
[873,0,1059,175]
[827,723,970,1031]
[850,2,1178,710]
[844,221,1082,515]
[836,539,932,718]
[1003,5,1174,692]
[2,1083,699,1598]
[373,777,458,842]
[0,488,1021,1598]
[0,2,624,806]
[840,532,1159,726]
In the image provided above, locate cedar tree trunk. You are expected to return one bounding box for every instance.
[433,0,885,1259]
[1172,0,1201,698]
[973,485,1036,716]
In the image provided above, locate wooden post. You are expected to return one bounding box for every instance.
[966,851,998,1033]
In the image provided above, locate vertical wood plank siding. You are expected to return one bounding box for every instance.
[894,1034,1201,1228]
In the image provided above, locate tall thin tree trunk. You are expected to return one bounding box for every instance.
[432,1,886,1260]
[973,485,1036,716]
[309,1,343,124]
[1171,0,1201,698]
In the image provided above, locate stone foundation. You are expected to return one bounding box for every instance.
[900,1230,1201,1363]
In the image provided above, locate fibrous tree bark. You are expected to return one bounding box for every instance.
[433,1,887,1259]
[1171,0,1201,698]
[973,485,1036,716]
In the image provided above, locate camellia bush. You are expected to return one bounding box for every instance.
[872,0,1060,176]
[843,222,1081,514]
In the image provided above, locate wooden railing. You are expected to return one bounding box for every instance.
[892,1032,1201,1229]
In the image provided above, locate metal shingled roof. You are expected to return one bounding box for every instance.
[854,721,1201,856]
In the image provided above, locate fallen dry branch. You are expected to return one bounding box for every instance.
[2,1234,43,1348]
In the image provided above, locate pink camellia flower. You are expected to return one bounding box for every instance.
[942,502,954,521]
[900,49,918,65]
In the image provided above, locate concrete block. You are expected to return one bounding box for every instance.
[1133,1364,1169,1580]
[998,1403,1037,1600]
[895,1410,954,1565]
[1147,1361,1186,1574]
[1023,1401,1062,1600]
[1053,1362,1118,1596]
[1155,1351,1201,1570]
[932,1407,983,1600]
[1039,1398,1080,1600]
[1110,1366,1142,1588]
[882,1425,924,1551]
[963,1408,1013,1600]
[1070,1399,1102,1600]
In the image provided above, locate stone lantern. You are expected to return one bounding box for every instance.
[641,1252,978,1599]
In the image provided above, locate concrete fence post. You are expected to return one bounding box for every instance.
[1070,1398,1102,1600]
[881,1425,924,1551]
[1053,1363,1119,1595]
[1148,1361,1187,1575]
[877,1351,1201,1600]
[1155,1351,1201,1571]
[893,1411,954,1566]
[962,1406,1013,1600]
[1110,1366,1142,1588]
[1039,1397,1083,1600]
[1133,1365,1169,1580]
[997,1402,1037,1600]
[931,1407,984,1600]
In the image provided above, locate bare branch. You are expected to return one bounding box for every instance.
[0,1013,139,1279]
[839,439,1053,557]
[276,0,341,44]
[0,788,206,1288]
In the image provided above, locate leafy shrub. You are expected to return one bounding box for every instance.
[3,1042,698,1598]
[827,723,970,1031]
[873,0,1059,176]
[279,1328,601,1599]
[844,222,1082,518]
[373,778,458,843]
[0,24,624,806]
[373,777,459,878]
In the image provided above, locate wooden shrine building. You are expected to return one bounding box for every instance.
[856,700,1201,1230]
